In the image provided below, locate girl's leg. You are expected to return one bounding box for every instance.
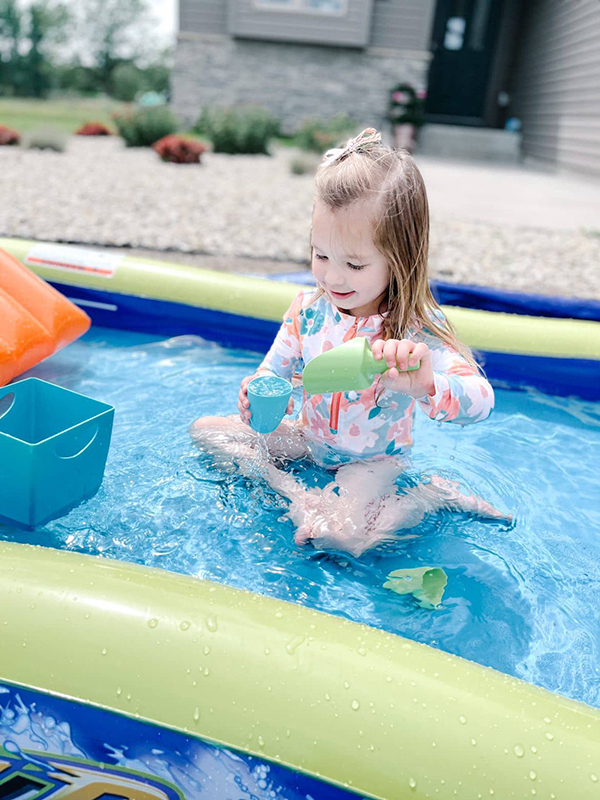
[189,414,309,465]
[298,468,511,557]
[294,461,409,556]
[190,415,318,527]
[419,476,511,522]
[363,475,511,545]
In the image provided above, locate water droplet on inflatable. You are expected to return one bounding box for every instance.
[471,739,477,746]
[285,635,305,655]
[116,687,122,696]
[514,744,525,758]
[351,700,360,711]
[204,645,211,655]
[409,777,417,789]
[193,707,200,722]
[325,693,331,701]
[344,681,350,689]
[545,732,554,741]
[529,771,537,780]
[258,735,265,747]
[275,610,283,619]
[459,715,467,725]
[205,615,218,632]
[148,618,158,629]
[357,646,367,656]
[591,774,599,783]
[180,620,191,631]
[101,648,107,656]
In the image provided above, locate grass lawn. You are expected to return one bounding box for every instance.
[0,96,325,151]
[0,96,132,135]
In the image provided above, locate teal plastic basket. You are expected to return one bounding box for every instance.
[0,378,114,529]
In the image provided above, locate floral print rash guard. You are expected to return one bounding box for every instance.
[260,290,494,468]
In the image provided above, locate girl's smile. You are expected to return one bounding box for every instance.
[311,199,389,317]
[329,289,356,300]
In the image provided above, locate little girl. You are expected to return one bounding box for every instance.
[190,128,508,556]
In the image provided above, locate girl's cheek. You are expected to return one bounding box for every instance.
[312,259,325,283]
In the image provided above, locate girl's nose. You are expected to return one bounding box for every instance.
[324,261,346,287]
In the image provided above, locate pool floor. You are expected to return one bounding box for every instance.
[2,327,600,710]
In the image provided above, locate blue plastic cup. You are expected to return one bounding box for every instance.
[247,375,293,434]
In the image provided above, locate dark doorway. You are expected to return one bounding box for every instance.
[426,0,504,125]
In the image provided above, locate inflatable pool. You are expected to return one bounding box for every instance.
[1,237,600,799]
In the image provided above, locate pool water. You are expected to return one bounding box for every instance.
[2,328,600,710]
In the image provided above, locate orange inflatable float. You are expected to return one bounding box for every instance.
[0,248,91,386]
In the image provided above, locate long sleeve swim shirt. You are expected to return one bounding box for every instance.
[260,290,494,468]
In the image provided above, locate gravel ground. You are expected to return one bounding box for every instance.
[1,136,599,299]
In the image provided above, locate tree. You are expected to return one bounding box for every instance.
[25,1,70,96]
[0,0,70,97]
[0,0,24,93]
[78,0,156,93]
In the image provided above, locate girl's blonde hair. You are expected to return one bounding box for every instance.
[312,130,480,370]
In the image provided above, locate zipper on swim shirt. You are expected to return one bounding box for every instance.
[329,391,342,433]
[329,316,362,434]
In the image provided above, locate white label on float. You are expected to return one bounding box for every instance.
[25,244,122,278]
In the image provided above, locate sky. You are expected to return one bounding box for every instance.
[148,0,178,40]
[13,0,179,61]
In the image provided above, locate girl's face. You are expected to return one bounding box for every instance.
[311,199,389,317]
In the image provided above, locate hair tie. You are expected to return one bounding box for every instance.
[322,127,382,165]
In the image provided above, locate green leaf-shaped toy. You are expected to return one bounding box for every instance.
[383,567,448,610]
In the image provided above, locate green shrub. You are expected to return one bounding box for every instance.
[113,106,179,147]
[24,125,67,152]
[195,106,280,155]
[110,63,146,103]
[293,114,356,154]
[289,154,319,176]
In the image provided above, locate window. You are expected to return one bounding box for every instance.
[253,0,347,15]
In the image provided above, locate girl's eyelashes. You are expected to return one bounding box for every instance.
[313,253,365,271]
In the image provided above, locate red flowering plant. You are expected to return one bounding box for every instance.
[152,134,207,164]
[75,122,112,136]
[0,126,20,145]
[387,84,427,128]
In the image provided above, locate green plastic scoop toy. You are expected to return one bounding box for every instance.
[302,337,420,395]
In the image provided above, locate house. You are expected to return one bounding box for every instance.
[173,0,600,176]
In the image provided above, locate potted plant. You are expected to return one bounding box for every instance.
[387,83,427,152]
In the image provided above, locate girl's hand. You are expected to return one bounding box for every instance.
[238,371,295,425]
[371,339,436,399]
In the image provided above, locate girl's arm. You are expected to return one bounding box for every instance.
[415,335,494,425]
[259,291,304,380]
[238,292,304,425]
[372,319,494,425]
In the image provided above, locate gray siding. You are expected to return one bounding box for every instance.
[370,0,436,53]
[511,0,600,176]
[179,0,228,36]
[178,0,435,52]
[227,0,374,47]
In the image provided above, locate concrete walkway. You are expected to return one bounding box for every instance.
[415,155,600,233]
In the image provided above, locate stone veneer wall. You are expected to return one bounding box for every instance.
[172,33,430,135]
